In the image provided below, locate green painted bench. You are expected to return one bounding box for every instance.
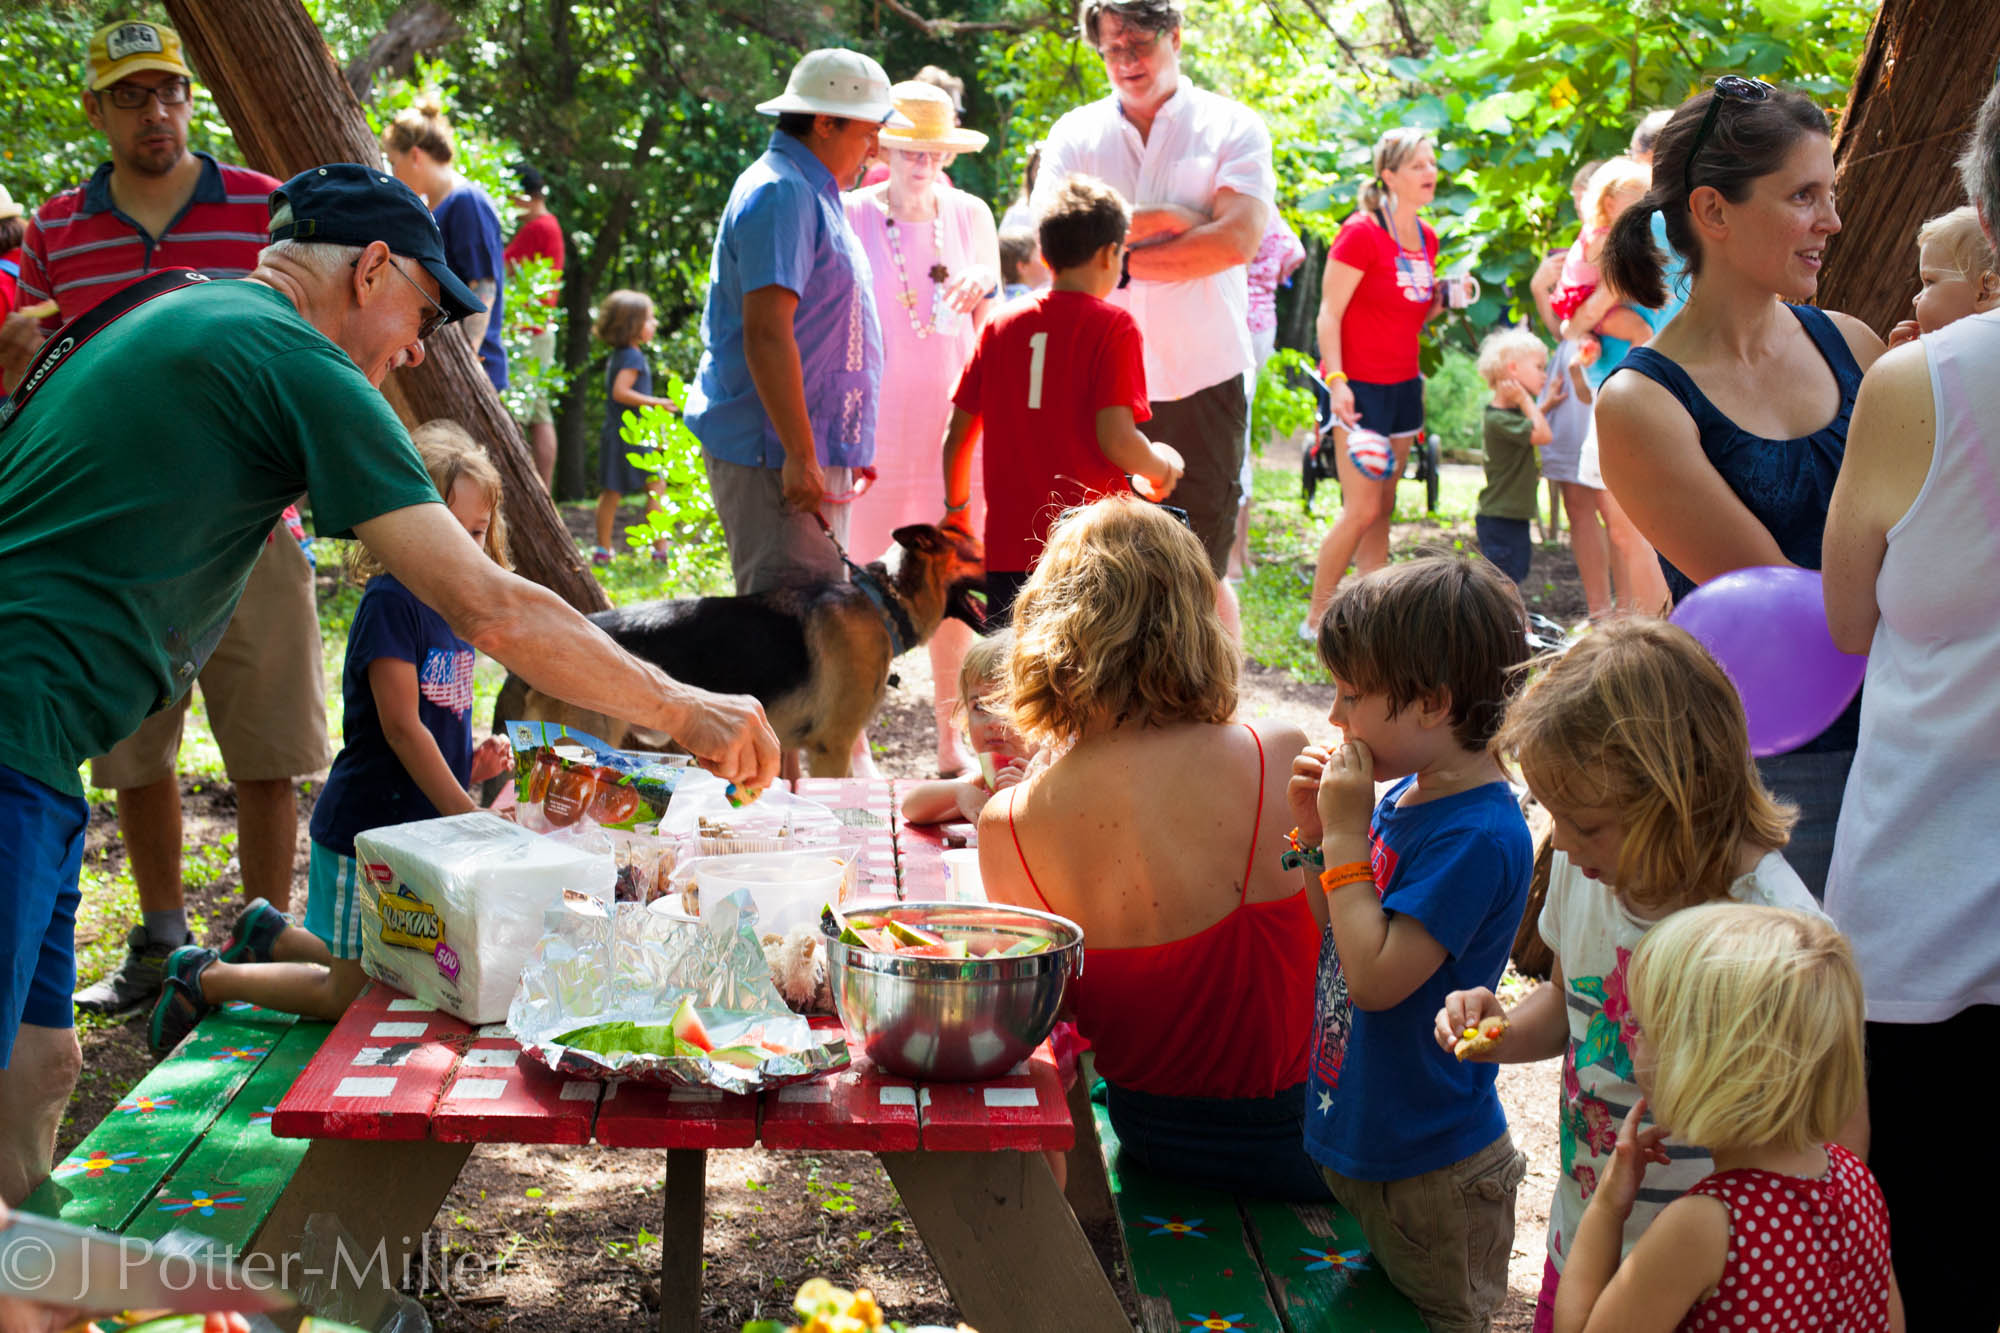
[1066,1079,1426,1333]
[22,1002,331,1259]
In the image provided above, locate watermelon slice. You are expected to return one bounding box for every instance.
[885,917,946,949]
[899,939,970,959]
[1001,934,1053,957]
[669,998,713,1053]
[707,1045,763,1069]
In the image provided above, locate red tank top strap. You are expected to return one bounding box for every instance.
[1240,723,1265,907]
[1006,795,1055,912]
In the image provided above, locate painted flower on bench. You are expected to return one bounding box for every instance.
[1144,1215,1207,1238]
[1180,1315,1248,1331]
[209,1046,270,1062]
[157,1191,247,1217]
[1300,1246,1369,1273]
[115,1095,176,1115]
[54,1150,147,1179]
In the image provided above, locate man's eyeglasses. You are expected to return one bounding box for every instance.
[1097,28,1163,63]
[101,77,192,110]
[351,255,451,340]
[1683,76,1774,197]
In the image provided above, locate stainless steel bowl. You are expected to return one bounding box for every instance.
[824,901,1084,1082]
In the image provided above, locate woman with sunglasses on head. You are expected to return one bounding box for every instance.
[1302,128,1444,635]
[843,79,1001,778]
[1593,80,1885,899]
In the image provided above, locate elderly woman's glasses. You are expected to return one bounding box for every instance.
[1682,76,1774,197]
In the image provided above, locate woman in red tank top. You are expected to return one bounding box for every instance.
[979,497,1328,1201]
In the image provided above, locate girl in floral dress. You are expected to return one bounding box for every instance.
[1432,619,1831,1332]
[1553,904,1899,1331]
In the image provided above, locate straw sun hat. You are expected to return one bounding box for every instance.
[878,81,988,155]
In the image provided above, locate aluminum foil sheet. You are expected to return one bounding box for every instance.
[508,889,848,1091]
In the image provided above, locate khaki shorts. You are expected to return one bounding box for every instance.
[703,454,852,596]
[519,327,557,426]
[1146,375,1248,578]
[1319,1131,1527,1333]
[90,533,331,789]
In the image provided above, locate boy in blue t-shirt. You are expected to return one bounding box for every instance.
[1286,554,1533,1331]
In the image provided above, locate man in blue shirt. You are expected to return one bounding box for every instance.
[685,49,910,594]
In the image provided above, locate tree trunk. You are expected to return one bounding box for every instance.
[161,0,608,615]
[1819,0,2000,337]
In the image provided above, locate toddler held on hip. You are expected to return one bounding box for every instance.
[148,421,514,1043]
[1552,904,1900,1332]
[1888,203,2000,347]
[1437,618,1852,1332]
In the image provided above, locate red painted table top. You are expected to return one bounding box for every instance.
[271,986,1071,1152]
[271,778,1070,1153]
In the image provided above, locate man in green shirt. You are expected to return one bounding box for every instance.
[0,164,779,1204]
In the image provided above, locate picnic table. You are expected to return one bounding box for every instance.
[259,778,1130,1333]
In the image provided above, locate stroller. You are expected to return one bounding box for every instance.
[1299,364,1442,514]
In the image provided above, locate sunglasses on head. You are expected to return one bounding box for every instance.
[1683,76,1774,198]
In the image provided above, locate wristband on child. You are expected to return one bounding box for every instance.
[945,497,969,513]
[1319,861,1373,894]
[1323,368,1349,383]
[1280,826,1325,871]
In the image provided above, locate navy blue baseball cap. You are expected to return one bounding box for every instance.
[267,163,485,323]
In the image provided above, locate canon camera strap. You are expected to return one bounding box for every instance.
[0,268,211,432]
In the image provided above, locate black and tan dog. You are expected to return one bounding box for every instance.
[492,524,984,777]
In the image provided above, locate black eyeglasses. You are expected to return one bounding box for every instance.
[350,255,451,340]
[101,77,191,110]
[1683,76,1774,197]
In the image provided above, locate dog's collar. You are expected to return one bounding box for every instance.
[851,563,919,657]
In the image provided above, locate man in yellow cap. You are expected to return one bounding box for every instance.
[0,20,332,1025]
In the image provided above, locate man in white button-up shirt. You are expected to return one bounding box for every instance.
[1030,0,1273,632]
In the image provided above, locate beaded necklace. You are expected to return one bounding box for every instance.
[880,192,951,339]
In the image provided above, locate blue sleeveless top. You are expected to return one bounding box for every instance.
[1612,303,1862,752]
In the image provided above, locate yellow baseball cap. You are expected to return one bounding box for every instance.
[85,20,192,92]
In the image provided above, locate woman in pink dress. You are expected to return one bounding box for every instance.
[845,80,1000,774]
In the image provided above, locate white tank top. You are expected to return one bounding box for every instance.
[1825,310,2000,1023]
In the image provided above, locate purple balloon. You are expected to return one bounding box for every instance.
[1668,566,1867,758]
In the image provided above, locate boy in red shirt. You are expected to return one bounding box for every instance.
[941,175,1183,620]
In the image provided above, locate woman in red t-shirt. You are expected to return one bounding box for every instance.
[1303,129,1444,631]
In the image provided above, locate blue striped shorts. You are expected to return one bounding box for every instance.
[304,841,367,960]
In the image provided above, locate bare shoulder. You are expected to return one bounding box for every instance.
[1825,308,1888,369]
[1858,336,1932,398]
[1247,718,1308,765]
[1595,365,1689,436]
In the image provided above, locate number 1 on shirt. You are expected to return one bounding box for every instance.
[1026,331,1048,410]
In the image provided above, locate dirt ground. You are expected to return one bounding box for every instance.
[66,477,1574,1332]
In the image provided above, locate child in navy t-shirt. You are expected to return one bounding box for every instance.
[1286,554,1533,1330]
[147,422,513,1046]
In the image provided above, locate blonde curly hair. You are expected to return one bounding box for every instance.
[1005,497,1236,745]
[348,420,511,582]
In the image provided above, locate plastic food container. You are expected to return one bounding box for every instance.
[691,850,852,936]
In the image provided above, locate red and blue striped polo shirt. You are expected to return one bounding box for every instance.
[17,151,278,326]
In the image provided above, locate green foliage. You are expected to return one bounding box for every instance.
[622,373,734,595]
[974,0,1870,348]
[500,253,566,421]
[1422,345,1497,461]
[1249,348,1318,458]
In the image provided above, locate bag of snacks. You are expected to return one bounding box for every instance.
[505,720,693,832]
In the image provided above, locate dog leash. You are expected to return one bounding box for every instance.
[814,512,920,657]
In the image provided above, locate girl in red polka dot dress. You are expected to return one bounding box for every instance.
[1553,904,1902,1332]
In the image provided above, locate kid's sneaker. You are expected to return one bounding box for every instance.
[149,946,219,1055]
[221,897,290,964]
